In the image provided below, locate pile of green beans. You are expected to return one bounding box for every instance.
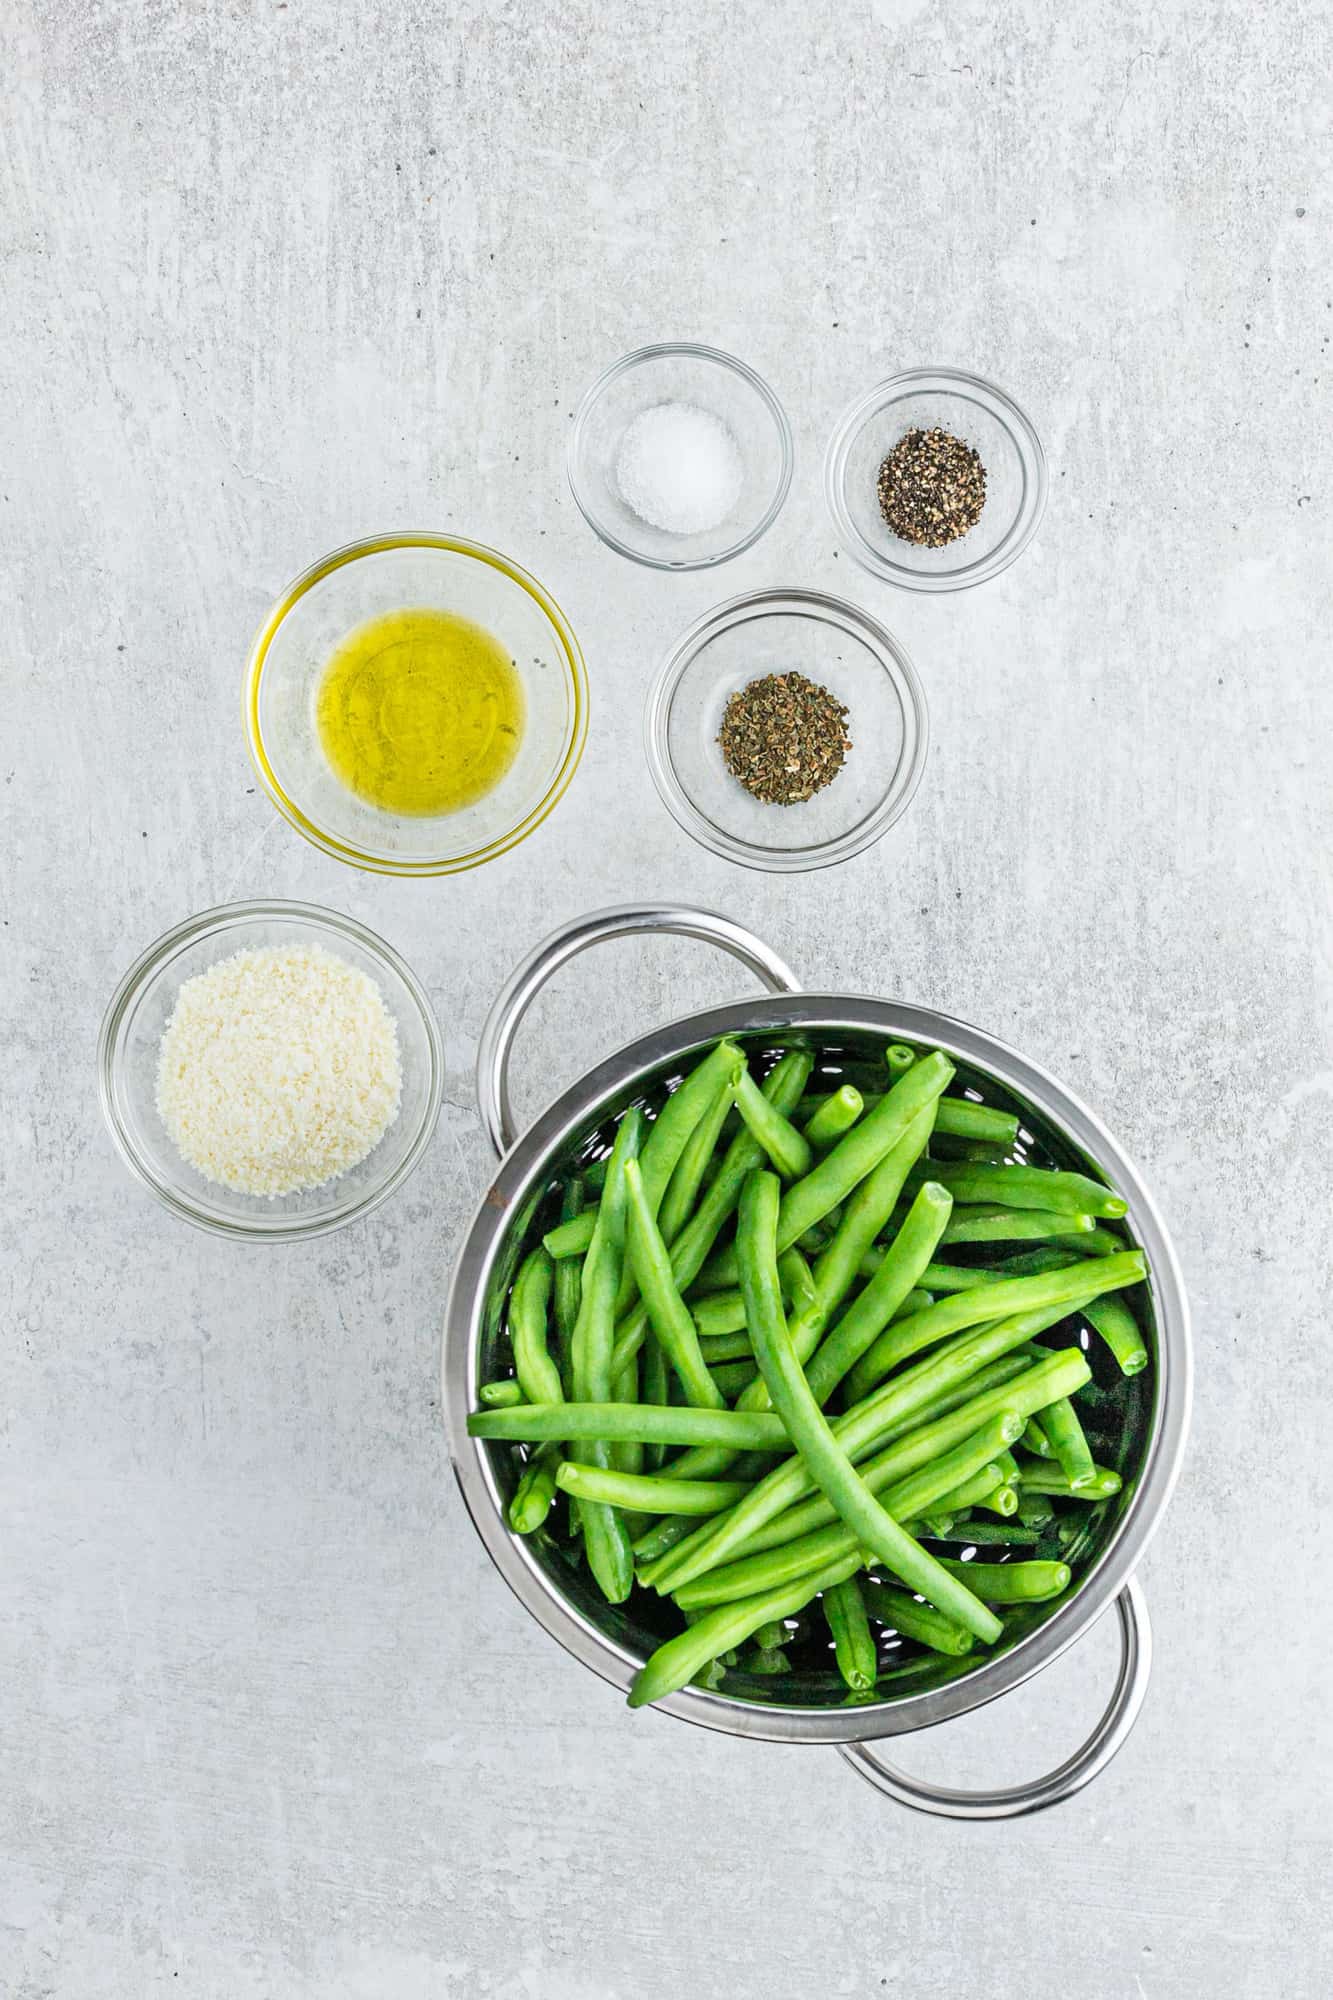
[467,1036,1153,1709]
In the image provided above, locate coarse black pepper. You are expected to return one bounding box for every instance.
[876,427,987,547]
[717,671,851,806]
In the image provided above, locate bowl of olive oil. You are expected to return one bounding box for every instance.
[245,535,588,875]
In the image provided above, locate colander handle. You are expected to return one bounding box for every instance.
[836,1577,1151,1819]
[476,904,802,1156]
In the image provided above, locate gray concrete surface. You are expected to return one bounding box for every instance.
[3,1,1331,1994]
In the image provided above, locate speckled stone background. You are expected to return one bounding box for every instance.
[3,2,1331,1994]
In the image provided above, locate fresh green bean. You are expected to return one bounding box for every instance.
[709,1360,759,1399]
[804,1090,1021,1150]
[1016,1492,1056,1527]
[1053,1224,1130,1257]
[607,1049,813,1377]
[928,1464,1008,1516]
[863,1580,975,1657]
[901,1159,1127,1219]
[555,1463,751,1515]
[640,1331,669,1471]
[1022,1415,1055,1457]
[750,1618,788,1652]
[508,1444,560,1533]
[637,1041,747,1222]
[744,1645,792,1676]
[802,1086,865,1150]
[928,1136,1014,1166]
[823,1576,878,1692]
[568,1108,644,1604]
[686,1289,749,1338]
[1037,1392,1097,1490]
[552,1178,586,1393]
[1084,1293,1150,1376]
[797,1212,838,1255]
[571,1110,643,1398]
[793,1111,938,1355]
[773,1052,955,1253]
[612,1041,747,1315]
[696,1329,753,1362]
[885,1350,1034,1433]
[860,1211,1098,1264]
[734,1169,1001,1644]
[780,1246,819,1323]
[632,1514,698,1563]
[691,1251,819,1340]
[628,1550,864,1708]
[544,1208,597,1258]
[646,1314,1094,1593]
[612,1351,642,1479]
[989,1247,1088,1278]
[624,1158,724,1410]
[733,1066,813,1180]
[468,1402,792,1448]
[884,1045,917,1084]
[939,1207,1098,1245]
[912,1261,995,1294]
[938,1558,1071,1602]
[508,1248,562,1407]
[974,1484,1019,1519]
[931,1517,1041,1546]
[672,1412,1023,1609]
[803,1181,954,1404]
[1016,1459,1122,1500]
[693,1244,742,1292]
[932,1099,1021,1145]
[658,1076,736,1246]
[479,1379,524,1408]
[844,1249,1146,1402]
[917,1250,1078,1295]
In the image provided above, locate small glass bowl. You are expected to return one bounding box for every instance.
[566,343,793,570]
[644,588,929,873]
[97,900,445,1241]
[825,368,1047,591]
[244,534,588,875]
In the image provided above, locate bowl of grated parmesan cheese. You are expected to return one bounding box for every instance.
[98,901,444,1240]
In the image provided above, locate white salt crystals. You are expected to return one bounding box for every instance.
[615,400,744,537]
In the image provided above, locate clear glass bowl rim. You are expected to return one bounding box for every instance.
[565,341,794,571]
[96,897,446,1242]
[243,531,589,876]
[823,366,1048,592]
[643,585,930,874]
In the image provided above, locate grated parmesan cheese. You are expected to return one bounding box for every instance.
[155,943,402,1197]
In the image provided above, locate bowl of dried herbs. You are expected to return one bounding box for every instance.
[644,588,929,874]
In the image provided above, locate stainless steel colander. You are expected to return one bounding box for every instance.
[442,906,1191,1818]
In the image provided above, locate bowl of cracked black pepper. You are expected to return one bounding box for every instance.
[825,369,1048,592]
[644,587,929,873]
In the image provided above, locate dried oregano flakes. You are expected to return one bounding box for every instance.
[717,672,852,806]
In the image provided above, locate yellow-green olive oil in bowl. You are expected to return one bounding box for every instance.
[316,607,525,817]
[244,534,587,876]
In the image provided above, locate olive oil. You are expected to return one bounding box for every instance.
[316,608,524,816]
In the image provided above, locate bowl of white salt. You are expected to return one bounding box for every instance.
[566,343,792,570]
